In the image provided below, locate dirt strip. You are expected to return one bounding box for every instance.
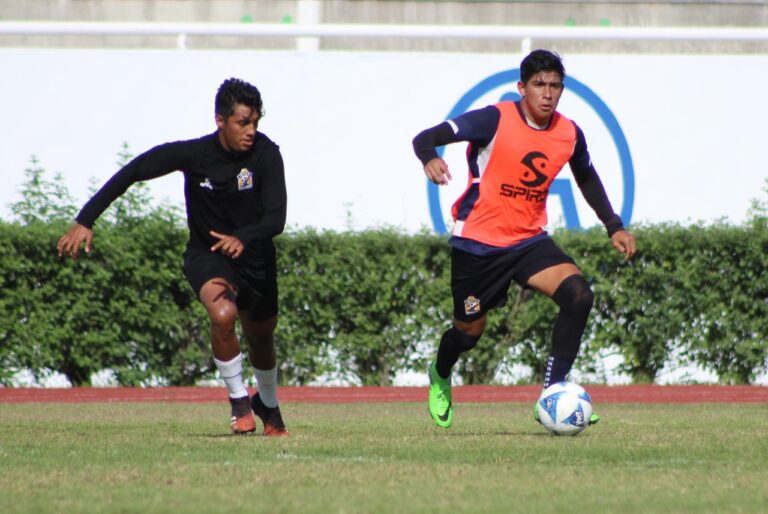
[1,385,767,404]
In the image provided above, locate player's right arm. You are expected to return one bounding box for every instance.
[58,141,190,260]
[412,122,457,185]
[412,105,500,185]
[422,156,452,185]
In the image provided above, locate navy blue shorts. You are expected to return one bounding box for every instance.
[183,244,278,321]
[450,236,575,322]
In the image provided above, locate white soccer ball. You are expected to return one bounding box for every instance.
[536,381,593,436]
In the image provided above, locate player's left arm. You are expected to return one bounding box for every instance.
[569,124,637,261]
[230,145,287,250]
[609,229,637,261]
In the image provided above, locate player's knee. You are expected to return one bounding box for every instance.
[450,327,482,353]
[454,315,486,338]
[240,315,277,345]
[572,285,594,316]
[208,303,238,331]
[553,275,593,317]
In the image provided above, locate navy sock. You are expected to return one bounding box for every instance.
[544,355,572,388]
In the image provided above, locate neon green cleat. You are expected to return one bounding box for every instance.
[589,413,601,425]
[533,402,541,423]
[428,362,453,428]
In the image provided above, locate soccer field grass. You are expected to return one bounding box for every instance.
[1,402,767,513]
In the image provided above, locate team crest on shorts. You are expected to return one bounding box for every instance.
[464,296,481,315]
[237,168,253,191]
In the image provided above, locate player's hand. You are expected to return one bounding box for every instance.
[424,157,452,185]
[57,223,93,261]
[210,231,244,259]
[611,230,637,261]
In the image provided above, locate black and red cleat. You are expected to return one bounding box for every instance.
[250,392,288,437]
[229,395,256,434]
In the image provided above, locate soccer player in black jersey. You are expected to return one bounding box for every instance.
[57,78,288,436]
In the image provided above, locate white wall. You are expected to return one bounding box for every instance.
[2,49,766,232]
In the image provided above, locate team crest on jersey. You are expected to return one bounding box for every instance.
[237,168,253,191]
[464,296,481,315]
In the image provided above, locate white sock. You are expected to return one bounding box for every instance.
[214,354,248,399]
[253,365,278,408]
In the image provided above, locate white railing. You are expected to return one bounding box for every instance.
[1,21,768,51]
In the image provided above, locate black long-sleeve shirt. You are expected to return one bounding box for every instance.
[77,131,287,250]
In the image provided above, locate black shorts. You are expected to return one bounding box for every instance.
[183,244,278,321]
[451,236,575,322]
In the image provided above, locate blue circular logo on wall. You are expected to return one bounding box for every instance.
[428,69,635,234]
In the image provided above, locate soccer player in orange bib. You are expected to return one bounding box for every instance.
[412,50,637,428]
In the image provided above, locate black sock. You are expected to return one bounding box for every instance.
[546,275,594,387]
[435,327,481,379]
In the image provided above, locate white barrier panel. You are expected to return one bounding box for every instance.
[1,49,766,232]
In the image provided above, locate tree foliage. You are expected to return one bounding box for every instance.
[10,156,77,224]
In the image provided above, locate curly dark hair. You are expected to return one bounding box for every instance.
[215,78,264,119]
[520,50,565,84]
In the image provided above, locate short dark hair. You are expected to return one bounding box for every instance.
[215,78,264,119]
[520,50,565,84]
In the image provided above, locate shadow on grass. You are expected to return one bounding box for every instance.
[439,430,552,437]
[187,433,260,438]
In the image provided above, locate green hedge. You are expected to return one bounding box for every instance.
[2,161,766,386]
[1,220,767,386]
